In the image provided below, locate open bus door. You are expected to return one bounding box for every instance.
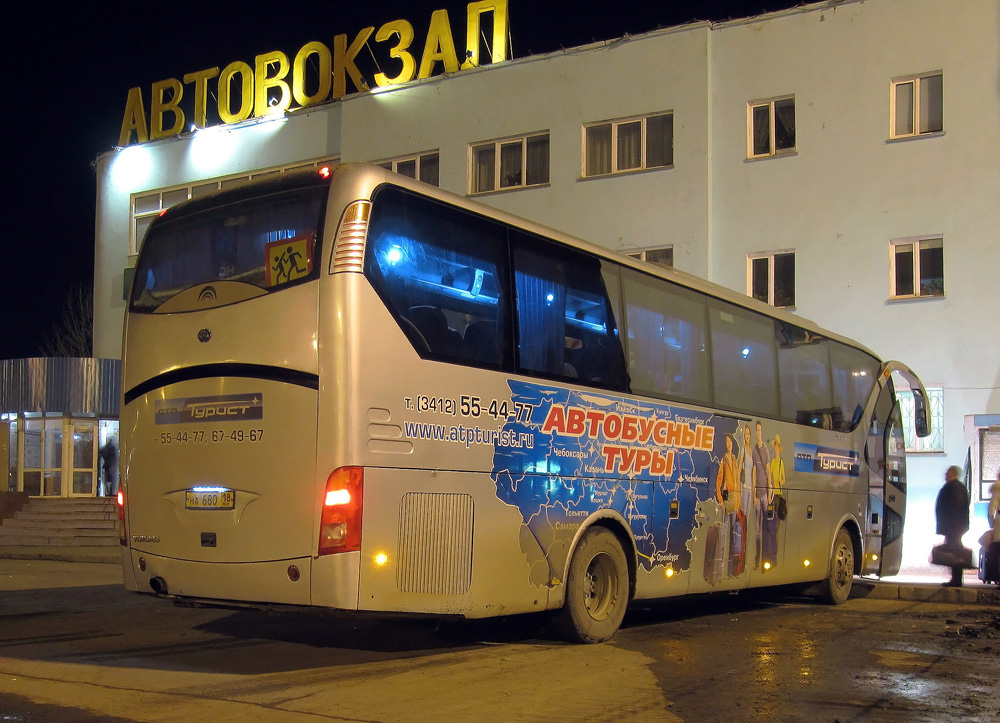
[862,362,930,577]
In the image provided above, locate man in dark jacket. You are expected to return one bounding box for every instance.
[935,465,970,587]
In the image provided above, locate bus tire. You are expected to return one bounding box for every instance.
[822,528,855,605]
[552,527,629,644]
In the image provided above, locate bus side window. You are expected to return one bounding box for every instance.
[511,233,626,390]
[620,269,711,405]
[830,343,879,433]
[364,186,510,369]
[775,322,835,429]
[708,299,779,418]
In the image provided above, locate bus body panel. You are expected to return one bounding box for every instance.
[122,377,318,564]
[125,550,314,605]
[310,552,362,609]
[355,468,551,618]
[122,282,320,396]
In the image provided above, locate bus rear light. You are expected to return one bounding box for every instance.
[319,467,363,555]
[117,489,127,546]
[330,201,371,274]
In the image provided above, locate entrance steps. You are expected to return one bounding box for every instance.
[0,498,120,561]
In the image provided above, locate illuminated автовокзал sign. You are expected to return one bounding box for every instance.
[119,0,508,147]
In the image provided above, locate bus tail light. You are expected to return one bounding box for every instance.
[319,467,363,555]
[117,489,126,546]
[330,201,371,273]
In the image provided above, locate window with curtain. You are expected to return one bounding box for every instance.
[469,133,549,194]
[511,234,626,388]
[621,269,710,404]
[374,152,440,186]
[583,112,674,177]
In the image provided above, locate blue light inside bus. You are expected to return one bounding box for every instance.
[742,347,751,358]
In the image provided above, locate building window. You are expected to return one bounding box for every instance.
[584,112,674,177]
[898,386,944,453]
[977,428,1000,502]
[626,247,674,268]
[470,133,549,193]
[748,251,795,308]
[130,158,337,254]
[890,237,943,299]
[375,152,440,187]
[891,72,943,139]
[748,96,795,158]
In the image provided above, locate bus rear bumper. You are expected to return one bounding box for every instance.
[124,549,328,607]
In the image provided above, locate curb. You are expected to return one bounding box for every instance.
[852,580,1000,606]
[0,547,121,565]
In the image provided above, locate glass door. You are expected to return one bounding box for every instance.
[70,419,97,497]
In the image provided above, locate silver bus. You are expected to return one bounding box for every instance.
[119,163,930,642]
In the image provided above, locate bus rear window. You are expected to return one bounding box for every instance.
[130,187,327,312]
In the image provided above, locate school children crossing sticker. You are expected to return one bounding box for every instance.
[265,235,314,286]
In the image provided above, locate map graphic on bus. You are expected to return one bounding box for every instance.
[492,379,739,574]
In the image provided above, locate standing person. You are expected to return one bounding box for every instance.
[934,465,970,587]
[99,438,119,497]
[751,420,772,570]
[986,472,1000,585]
[715,434,741,576]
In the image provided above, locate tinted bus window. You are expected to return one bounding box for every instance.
[776,322,834,427]
[621,269,711,405]
[131,187,327,312]
[709,299,778,417]
[511,234,626,389]
[364,186,509,367]
[830,342,880,431]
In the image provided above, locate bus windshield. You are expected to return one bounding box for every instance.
[130,185,328,312]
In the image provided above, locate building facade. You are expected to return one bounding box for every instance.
[92,0,999,568]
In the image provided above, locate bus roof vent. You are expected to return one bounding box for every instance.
[330,200,371,274]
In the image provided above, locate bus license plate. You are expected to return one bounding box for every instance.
[185,489,235,510]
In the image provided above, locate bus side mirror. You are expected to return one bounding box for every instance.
[914,409,929,438]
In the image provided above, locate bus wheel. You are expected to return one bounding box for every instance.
[553,527,629,644]
[822,528,855,605]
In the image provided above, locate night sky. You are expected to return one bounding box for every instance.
[6,0,789,360]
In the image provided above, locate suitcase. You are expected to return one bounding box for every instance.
[704,522,726,586]
[730,510,747,576]
[980,542,1000,584]
[762,510,778,569]
[930,543,975,569]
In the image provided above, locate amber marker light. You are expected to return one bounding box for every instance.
[374,552,388,566]
[665,567,675,578]
[803,559,811,567]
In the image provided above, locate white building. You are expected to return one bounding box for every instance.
[92,0,999,568]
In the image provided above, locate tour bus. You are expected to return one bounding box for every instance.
[119,163,929,643]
